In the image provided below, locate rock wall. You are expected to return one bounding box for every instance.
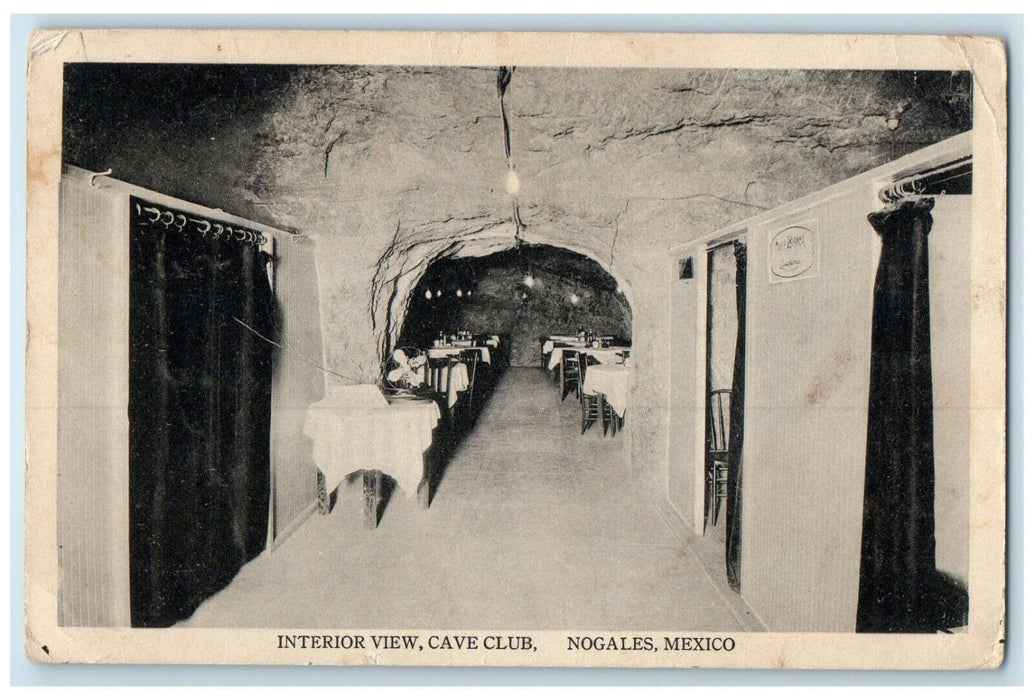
[63,64,972,490]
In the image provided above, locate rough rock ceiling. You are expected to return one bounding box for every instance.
[65,64,972,245]
[63,64,972,371]
[258,66,971,240]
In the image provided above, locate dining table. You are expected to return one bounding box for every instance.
[546,345,631,371]
[583,363,633,422]
[427,344,493,364]
[423,356,470,408]
[303,384,442,526]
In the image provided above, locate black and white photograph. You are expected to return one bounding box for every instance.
[24,30,1007,668]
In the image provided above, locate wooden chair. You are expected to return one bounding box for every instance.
[559,348,581,402]
[425,356,453,420]
[706,389,732,532]
[602,398,623,436]
[459,348,481,419]
[577,352,603,434]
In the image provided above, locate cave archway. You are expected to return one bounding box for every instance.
[369,223,635,367]
[396,244,633,366]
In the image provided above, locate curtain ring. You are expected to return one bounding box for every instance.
[191,219,211,236]
[174,214,187,232]
[213,223,225,238]
[236,229,248,242]
[143,206,162,223]
[160,211,175,227]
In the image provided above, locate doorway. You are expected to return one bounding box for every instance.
[127,197,275,627]
[705,239,747,591]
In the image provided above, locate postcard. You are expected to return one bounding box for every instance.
[25,29,1006,668]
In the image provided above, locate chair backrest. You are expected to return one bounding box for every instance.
[707,389,732,453]
[459,348,479,381]
[576,351,589,385]
[426,356,451,395]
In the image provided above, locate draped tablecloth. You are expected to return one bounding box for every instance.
[542,336,586,354]
[547,346,632,371]
[427,345,492,364]
[423,359,469,407]
[303,385,441,497]
[583,364,632,417]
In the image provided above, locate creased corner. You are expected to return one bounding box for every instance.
[28,31,70,62]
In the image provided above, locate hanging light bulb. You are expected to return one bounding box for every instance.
[466,289,473,296]
[570,293,580,305]
[523,272,535,288]
[456,289,464,298]
[424,289,433,300]
[506,168,521,196]
[436,289,442,298]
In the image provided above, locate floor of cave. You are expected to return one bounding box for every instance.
[179,367,759,631]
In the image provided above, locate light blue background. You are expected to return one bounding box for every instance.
[9,13,1023,686]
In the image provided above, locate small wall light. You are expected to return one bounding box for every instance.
[569,293,580,305]
[679,257,694,280]
[523,273,535,288]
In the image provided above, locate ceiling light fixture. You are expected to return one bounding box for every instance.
[497,66,525,249]
[506,168,521,196]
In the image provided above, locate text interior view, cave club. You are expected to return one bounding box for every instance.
[58,64,973,633]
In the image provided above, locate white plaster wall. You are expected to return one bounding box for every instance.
[677,177,973,632]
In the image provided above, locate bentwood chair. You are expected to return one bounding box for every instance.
[458,348,481,420]
[426,356,454,421]
[602,398,623,436]
[560,348,581,402]
[706,389,732,532]
[576,352,604,434]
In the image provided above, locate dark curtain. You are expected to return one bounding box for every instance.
[128,197,274,627]
[725,241,747,591]
[856,198,939,633]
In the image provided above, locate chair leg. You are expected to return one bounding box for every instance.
[712,479,721,529]
[363,470,382,529]
[707,467,716,532]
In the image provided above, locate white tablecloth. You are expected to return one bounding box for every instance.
[583,365,632,418]
[542,336,587,354]
[547,346,632,371]
[425,360,469,407]
[303,385,441,497]
[427,345,492,364]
